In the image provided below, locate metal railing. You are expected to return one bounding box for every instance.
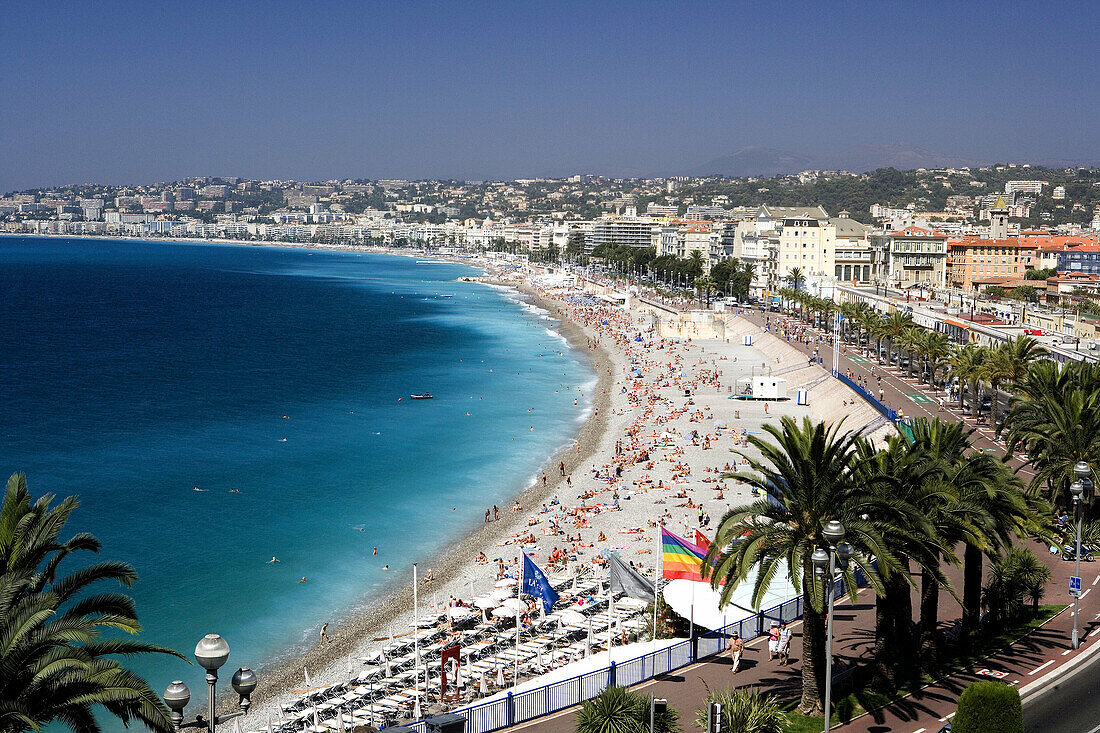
[406,569,868,733]
[835,372,898,422]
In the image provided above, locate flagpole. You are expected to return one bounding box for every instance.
[652,523,660,655]
[607,560,614,653]
[516,553,524,683]
[689,580,695,642]
[413,562,419,713]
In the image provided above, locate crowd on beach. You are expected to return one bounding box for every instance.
[254,265,818,729]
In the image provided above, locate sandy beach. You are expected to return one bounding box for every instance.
[240,259,890,724]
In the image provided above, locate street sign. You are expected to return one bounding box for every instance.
[1071,576,1082,597]
[977,668,1009,679]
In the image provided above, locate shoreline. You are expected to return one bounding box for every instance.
[2,232,614,714]
[244,276,618,711]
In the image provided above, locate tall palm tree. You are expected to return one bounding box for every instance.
[878,312,915,366]
[854,434,945,688]
[985,336,1048,435]
[786,267,806,292]
[918,331,952,387]
[707,417,900,714]
[0,474,183,733]
[1004,375,1100,510]
[947,344,988,412]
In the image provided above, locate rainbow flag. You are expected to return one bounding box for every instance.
[661,527,709,581]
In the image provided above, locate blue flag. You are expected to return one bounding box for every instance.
[522,553,559,614]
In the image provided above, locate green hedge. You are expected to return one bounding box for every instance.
[952,680,1023,733]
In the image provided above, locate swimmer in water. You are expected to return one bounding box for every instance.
[269,557,279,563]
[382,565,390,571]
[298,577,307,584]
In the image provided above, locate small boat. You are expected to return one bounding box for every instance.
[410,393,433,400]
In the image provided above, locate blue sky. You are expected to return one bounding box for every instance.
[1,0,1098,190]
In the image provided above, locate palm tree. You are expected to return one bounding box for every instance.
[575,685,679,733]
[786,267,806,292]
[947,344,988,412]
[955,457,1036,642]
[854,434,945,688]
[686,250,705,278]
[1004,377,1100,511]
[0,474,183,733]
[985,336,1048,434]
[878,311,915,366]
[695,688,788,733]
[707,417,900,714]
[918,331,952,387]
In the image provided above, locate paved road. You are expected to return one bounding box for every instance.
[1024,643,1100,733]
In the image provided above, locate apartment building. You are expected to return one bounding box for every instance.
[586,216,657,252]
[881,226,949,288]
[946,236,1039,289]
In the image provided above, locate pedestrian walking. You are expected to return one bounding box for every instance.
[727,633,744,673]
[778,623,792,665]
[767,623,780,660]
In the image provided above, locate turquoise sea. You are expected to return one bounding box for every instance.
[0,237,593,704]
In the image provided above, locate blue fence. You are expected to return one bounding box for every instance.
[406,570,867,733]
[835,372,898,422]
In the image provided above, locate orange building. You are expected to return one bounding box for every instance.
[946,237,1040,289]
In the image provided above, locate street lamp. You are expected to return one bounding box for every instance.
[1070,462,1093,649]
[812,522,853,733]
[164,635,257,733]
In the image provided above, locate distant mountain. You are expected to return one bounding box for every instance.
[690,143,985,177]
[691,147,817,177]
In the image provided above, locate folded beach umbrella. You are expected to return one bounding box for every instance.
[479,673,489,696]
[384,656,392,677]
[413,696,421,721]
[496,664,505,687]
[585,622,592,657]
[304,667,312,687]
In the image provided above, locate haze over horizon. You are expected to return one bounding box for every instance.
[2,0,1099,192]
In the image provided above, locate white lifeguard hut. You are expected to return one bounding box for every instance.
[735,375,788,400]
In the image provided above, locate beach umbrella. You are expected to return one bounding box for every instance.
[233,717,244,733]
[313,707,320,732]
[267,717,273,733]
[490,588,512,601]
[558,609,586,626]
[490,606,513,618]
[495,578,517,587]
[414,647,422,667]
[347,656,355,676]
[304,667,312,687]
[536,647,544,669]
[446,606,473,619]
[413,696,421,721]
[479,673,489,696]
[384,656,392,678]
[500,597,525,613]
[496,665,505,687]
[473,597,497,609]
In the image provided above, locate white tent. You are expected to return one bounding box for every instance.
[661,563,797,631]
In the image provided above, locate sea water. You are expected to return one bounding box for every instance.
[0,237,593,703]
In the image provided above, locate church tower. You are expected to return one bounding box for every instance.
[990,196,1009,239]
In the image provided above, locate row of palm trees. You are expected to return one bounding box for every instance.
[704,415,1049,715]
[776,287,1051,432]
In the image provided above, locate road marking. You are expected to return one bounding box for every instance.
[1063,649,1073,655]
[1090,627,1100,637]
[1092,574,1099,586]
[1083,589,1092,599]
[907,393,935,404]
[1029,660,1054,675]
[912,728,926,733]
[1086,722,1100,733]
